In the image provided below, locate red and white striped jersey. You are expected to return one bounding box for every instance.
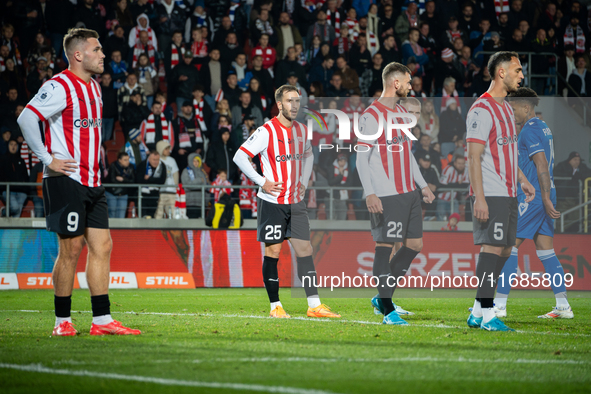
[24,70,103,187]
[239,116,311,205]
[357,100,419,197]
[438,165,469,201]
[466,92,518,197]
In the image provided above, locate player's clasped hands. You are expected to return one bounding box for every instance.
[263,179,283,196]
[366,194,383,214]
[48,154,78,175]
[421,187,436,204]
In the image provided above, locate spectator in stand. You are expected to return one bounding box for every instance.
[458,2,478,35]
[105,152,135,219]
[418,99,439,142]
[455,45,477,94]
[231,91,263,131]
[420,0,439,36]
[128,13,158,51]
[311,42,332,69]
[0,129,11,156]
[483,31,505,56]
[173,101,205,169]
[415,149,441,220]
[250,34,276,71]
[212,16,236,49]
[45,0,74,57]
[434,48,463,95]
[442,16,465,49]
[275,47,307,89]
[191,84,212,138]
[402,28,429,76]
[130,0,155,21]
[327,153,350,220]
[367,52,385,95]
[185,5,209,44]
[366,4,380,36]
[26,57,52,97]
[287,72,308,100]
[26,33,54,70]
[356,17,380,56]
[234,113,256,147]
[216,72,241,108]
[210,169,233,203]
[568,55,591,97]
[531,28,551,95]
[332,24,351,60]
[163,30,185,80]
[438,98,465,157]
[309,55,335,92]
[275,12,303,60]
[307,10,336,48]
[468,65,491,97]
[123,127,149,170]
[378,34,401,67]
[140,101,174,152]
[130,30,157,69]
[155,0,187,51]
[206,127,237,183]
[306,35,322,65]
[74,0,106,38]
[519,19,534,43]
[379,3,396,39]
[120,91,150,138]
[326,74,349,98]
[219,32,242,64]
[104,25,129,61]
[188,27,208,67]
[441,212,460,231]
[410,75,427,98]
[248,77,270,119]
[110,0,135,35]
[350,34,373,77]
[231,53,252,91]
[555,152,591,230]
[100,72,118,142]
[469,18,491,58]
[135,53,158,109]
[211,100,232,133]
[508,0,528,30]
[181,153,209,218]
[154,140,179,219]
[334,55,359,92]
[415,133,441,172]
[106,50,129,90]
[558,45,576,96]
[252,9,275,45]
[0,139,29,217]
[395,1,418,43]
[437,154,468,220]
[117,71,146,117]
[136,150,166,218]
[201,49,228,97]
[170,50,200,114]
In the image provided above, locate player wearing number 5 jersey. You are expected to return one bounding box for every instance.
[493,88,573,319]
[466,52,536,332]
[233,85,340,319]
[356,63,436,326]
[17,28,140,337]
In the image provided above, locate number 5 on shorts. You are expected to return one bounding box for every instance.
[265,225,282,241]
[493,222,503,241]
[67,212,79,232]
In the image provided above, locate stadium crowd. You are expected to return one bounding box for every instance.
[0,0,590,224]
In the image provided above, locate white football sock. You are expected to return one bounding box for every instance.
[55,316,72,327]
[270,301,283,311]
[307,295,321,309]
[482,308,496,323]
[472,299,482,317]
[494,296,507,309]
[555,292,570,308]
[92,314,114,325]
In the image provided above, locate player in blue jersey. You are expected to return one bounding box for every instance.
[493,88,573,319]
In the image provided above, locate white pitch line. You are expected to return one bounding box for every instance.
[2,310,590,338]
[0,363,341,394]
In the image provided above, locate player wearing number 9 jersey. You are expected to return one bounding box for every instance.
[17,28,140,337]
[233,85,340,319]
[466,51,536,332]
[493,88,573,319]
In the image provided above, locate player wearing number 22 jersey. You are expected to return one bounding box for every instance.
[233,85,340,319]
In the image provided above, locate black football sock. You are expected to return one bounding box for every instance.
[297,255,318,298]
[91,294,111,317]
[373,246,395,315]
[54,295,71,318]
[389,246,420,295]
[475,252,499,308]
[263,256,280,303]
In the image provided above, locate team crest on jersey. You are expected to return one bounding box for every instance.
[36,91,52,102]
[471,120,480,129]
[246,134,258,144]
[518,202,528,216]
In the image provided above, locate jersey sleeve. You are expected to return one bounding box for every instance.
[357,113,379,146]
[466,108,493,145]
[25,80,67,121]
[239,126,269,158]
[520,127,545,158]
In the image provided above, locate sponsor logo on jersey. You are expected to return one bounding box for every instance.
[497,135,518,145]
[276,153,304,162]
[74,118,103,128]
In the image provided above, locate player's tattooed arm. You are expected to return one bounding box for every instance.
[532,151,560,219]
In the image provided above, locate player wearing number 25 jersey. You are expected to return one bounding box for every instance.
[233,85,340,319]
[17,28,140,337]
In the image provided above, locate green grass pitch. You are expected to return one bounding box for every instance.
[0,289,590,394]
